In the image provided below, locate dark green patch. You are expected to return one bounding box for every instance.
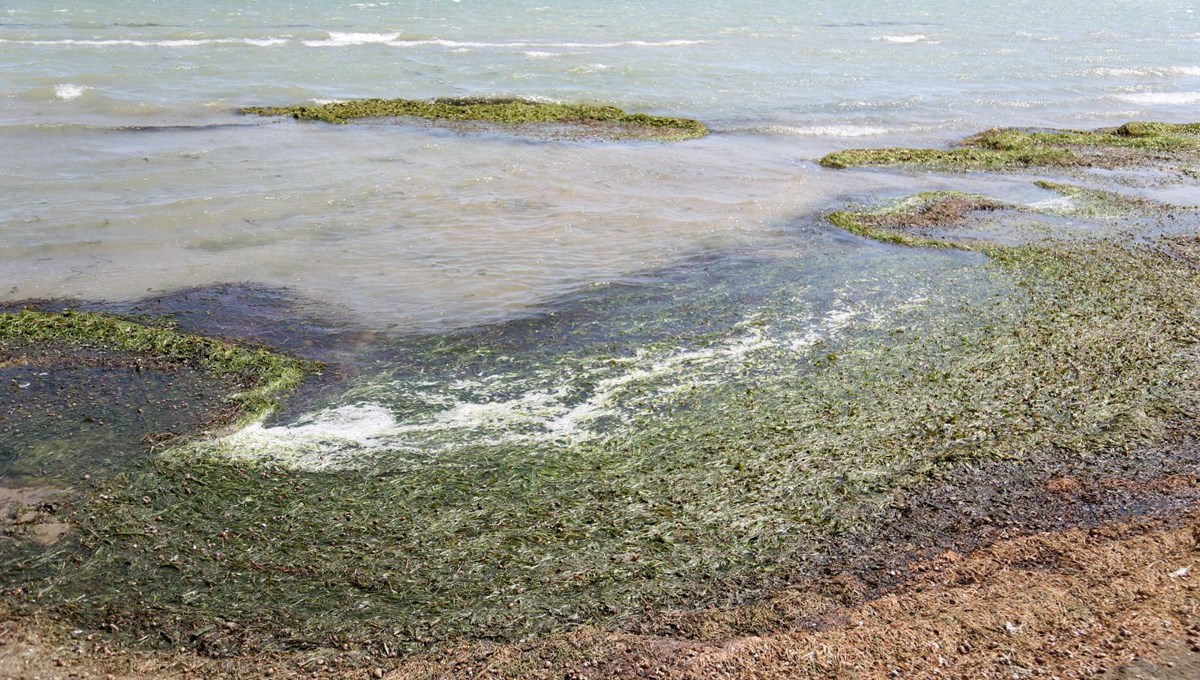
[240,97,709,142]
[0,311,320,483]
[0,311,316,416]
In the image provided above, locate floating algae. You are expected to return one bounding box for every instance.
[819,120,1200,170]
[240,97,709,142]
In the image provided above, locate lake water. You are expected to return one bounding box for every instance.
[4,0,1200,468]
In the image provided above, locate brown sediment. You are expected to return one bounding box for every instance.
[0,484,67,547]
[826,191,1008,248]
[1162,234,1200,269]
[4,490,1200,679]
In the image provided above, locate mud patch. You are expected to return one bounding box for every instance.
[0,483,67,548]
[1115,639,1200,680]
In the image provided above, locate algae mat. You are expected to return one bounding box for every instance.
[8,217,1200,653]
[6,124,1200,680]
[819,120,1200,171]
[241,97,709,142]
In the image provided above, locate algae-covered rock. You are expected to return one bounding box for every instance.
[827,191,1008,248]
[819,121,1200,170]
[241,97,709,141]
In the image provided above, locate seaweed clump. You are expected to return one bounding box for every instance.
[819,121,1200,170]
[826,191,1007,248]
[241,97,709,141]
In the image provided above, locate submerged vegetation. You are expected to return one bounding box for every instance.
[0,310,318,418]
[10,207,1200,652]
[819,120,1200,170]
[826,191,1006,248]
[241,97,709,141]
[8,121,1200,680]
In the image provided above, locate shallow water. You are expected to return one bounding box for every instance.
[5,0,1200,471]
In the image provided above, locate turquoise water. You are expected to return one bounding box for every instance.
[4,0,1200,466]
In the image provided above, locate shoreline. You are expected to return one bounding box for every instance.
[6,121,1200,678]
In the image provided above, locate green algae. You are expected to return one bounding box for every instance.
[819,145,1079,171]
[1031,180,1160,218]
[819,120,1200,170]
[13,226,1200,654]
[827,184,1181,247]
[240,97,709,141]
[0,310,318,418]
[827,191,1008,248]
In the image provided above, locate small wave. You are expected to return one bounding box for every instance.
[53,83,87,100]
[568,63,613,73]
[758,124,892,137]
[523,50,557,58]
[1091,66,1200,77]
[0,37,289,47]
[385,38,704,49]
[1116,91,1200,105]
[1013,31,1063,42]
[874,34,928,43]
[302,31,401,47]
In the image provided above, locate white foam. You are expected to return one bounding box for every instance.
[53,83,87,100]
[1,37,290,47]
[1091,66,1200,77]
[875,34,928,43]
[523,50,557,58]
[217,403,400,470]
[303,32,401,47]
[387,38,703,49]
[204,304,876,472]
[1116,91,1200,105]
[787,308,857,351]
